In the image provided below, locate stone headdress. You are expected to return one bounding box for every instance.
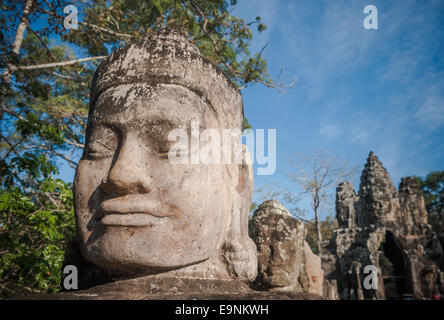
[90,28,244,131]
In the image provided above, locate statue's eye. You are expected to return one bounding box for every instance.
[86,143,115,160]
[85,126,118,160]
[147,137,177,160]
[140,120,184,158]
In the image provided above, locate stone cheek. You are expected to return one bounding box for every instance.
[249,200,306,291]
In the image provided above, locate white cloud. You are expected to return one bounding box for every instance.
[319,123,342,140]
[415,90,444,129]
[349,132,368,144]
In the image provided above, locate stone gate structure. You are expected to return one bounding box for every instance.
[323,152,444,299]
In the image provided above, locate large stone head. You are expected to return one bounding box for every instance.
[73,29,257,281]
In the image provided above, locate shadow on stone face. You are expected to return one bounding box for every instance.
[85,186,106,247]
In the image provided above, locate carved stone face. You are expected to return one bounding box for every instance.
[249,201,306,290]
[74,83,234,270]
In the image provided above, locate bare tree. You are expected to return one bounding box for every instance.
[288,149,358,254]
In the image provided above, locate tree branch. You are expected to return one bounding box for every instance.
[185,0,297,93]
[63,138,84,149]
[17,56,107,70]
[80,21,135,39]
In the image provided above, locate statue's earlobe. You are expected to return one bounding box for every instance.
[237,144,254,237]
[222,145,257,282]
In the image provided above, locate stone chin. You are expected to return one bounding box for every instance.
[79,231,210,271]
[77,218,228,271]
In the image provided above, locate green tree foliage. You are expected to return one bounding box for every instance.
[416,171,444,234]
[0,0,278,296]
[0,179,75,297]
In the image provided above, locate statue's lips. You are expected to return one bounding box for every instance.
[99,195,169,227]
[100,213,160,227]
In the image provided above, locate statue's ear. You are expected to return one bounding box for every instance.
[222,144,257,283]
[236,144,254,237]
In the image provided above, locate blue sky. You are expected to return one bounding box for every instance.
[56,0,443,220]
[229,0,444,217]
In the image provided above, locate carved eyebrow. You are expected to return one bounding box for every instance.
[183,86,217,115]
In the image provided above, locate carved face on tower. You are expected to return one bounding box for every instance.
[73,30,257,281]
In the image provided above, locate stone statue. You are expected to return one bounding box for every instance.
[71,29,257,288]
[249,200,324,296]
[249,201,306,292]
[336,182,358,228]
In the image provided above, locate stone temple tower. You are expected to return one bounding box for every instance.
[357,152,401,226]
[323,152,444,300]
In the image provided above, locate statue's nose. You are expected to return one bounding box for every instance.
[102,134,153,195]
